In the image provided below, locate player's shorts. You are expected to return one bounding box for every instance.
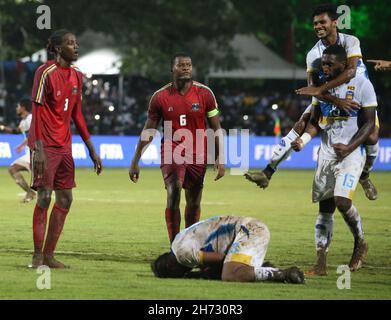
[161,163,206,190]
[31,149,76,191]
[224,218,270,268]
[312,148,365,202]
[11,153,30,171]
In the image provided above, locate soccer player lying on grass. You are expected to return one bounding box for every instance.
[291,44,376,275]
[151,216,305,284]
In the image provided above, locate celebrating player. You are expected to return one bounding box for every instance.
[245,3,379,201]
[28,30,102,268]
[152,215,305,284]
[367,59,391,71]
[129,53,225,243]
[291,45,376,275]
[0,99,35,202]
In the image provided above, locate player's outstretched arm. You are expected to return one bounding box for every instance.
[129,118,159,183]
[207,115,225,181]
[367,59,391,71]
[0,124,22,134]
[296,56,360,96]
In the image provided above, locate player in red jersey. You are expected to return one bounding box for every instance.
[129,53,225,243]
[28,30,102,268]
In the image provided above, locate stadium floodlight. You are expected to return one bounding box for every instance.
[94,114,100,120]
[272,104,278,110]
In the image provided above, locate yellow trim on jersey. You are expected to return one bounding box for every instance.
[192,81,218,108]
[348,190,354,200]
[207,108,219,118]
[148,83,173,108]
[319,116,349,125]
[347,54,362,59]
[35,64,57,104]
[229,253,252,266]
[361,104,378,108]
[307,68,314,73]
[376,114,380,128]
[199,251,205,265]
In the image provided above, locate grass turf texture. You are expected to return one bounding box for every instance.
[0,167,390,300]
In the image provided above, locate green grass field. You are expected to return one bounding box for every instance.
[0,167,390,300]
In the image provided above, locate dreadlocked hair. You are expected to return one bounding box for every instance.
[46,29,72,56]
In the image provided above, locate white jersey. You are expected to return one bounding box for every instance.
[171,216,253,268]
[306,33,367,77]
[18,113,32,153]
[312,74,378,160]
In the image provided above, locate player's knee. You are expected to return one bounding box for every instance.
[293,114,310,135]
[334,197,351,213]
[56,194,73,209]
[319,198,336,213]
[37,190,52,208]
[8,165,16,175]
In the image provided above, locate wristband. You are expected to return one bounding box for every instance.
[301,132,312,146]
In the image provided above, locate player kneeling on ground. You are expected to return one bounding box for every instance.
[152,216,304,284]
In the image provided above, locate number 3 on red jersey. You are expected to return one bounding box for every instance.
[179,114,186,126]
[64,98,69,111]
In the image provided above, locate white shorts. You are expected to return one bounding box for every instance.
[312,148,365,202]
[224,218,270,267]
[11,153,30,171]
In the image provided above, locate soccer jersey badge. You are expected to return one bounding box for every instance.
[191,103,200,111]
[72,86,78,94]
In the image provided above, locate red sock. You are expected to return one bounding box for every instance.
[43,204,69,256]
[185,206,201,228]
[165,208,181,243]
[33,204,48,252]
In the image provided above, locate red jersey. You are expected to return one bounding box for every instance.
[29,60,90,153]
[148,81,219,165]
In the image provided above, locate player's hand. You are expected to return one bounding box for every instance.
[332,143,351,159]
[214,160,225,181]
[335,98,361,114]
[129,162,140,183]
[291,138,304,152]
[90,152,103,175]
[367,59,391,72]
[16,145,24,153]
[295,86,322,97]
[33,148,47,178]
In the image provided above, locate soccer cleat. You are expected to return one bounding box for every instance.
[359,178,378,200]
[31,252,44,268]
[282,267,305,284]
[244,171,270,189]
[43,255,68,269]
[305,248,328,276]
[349,238,368,271]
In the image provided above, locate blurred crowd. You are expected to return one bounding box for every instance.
[2,68,391,138]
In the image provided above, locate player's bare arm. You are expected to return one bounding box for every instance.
[84,139,102,175]
[0,124,22,134]
[129,117,159,183]
[207,115,225,181]
[292,105,320,152]
[333,107,376,160]
[16,140,28,153]
[367,59,391,71]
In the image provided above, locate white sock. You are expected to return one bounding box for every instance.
[254,266,280,281]
[341,205,364,240]
[315,212,334,251]
[269,129,299,170]
[365,142,379,158]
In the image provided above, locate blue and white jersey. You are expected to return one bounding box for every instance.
[18,113,32,154]
[171,216,251,268]
[312,74,377,160]
[306,33,367,77]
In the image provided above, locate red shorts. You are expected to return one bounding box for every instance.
[161,164,206,190]
[31,149,76,191]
